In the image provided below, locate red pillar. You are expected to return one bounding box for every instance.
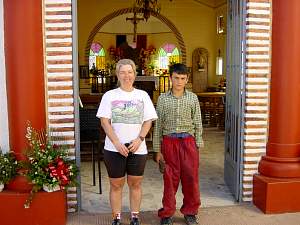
[0,2,67,225]
[4,0,46,159]
[253,0,300,213]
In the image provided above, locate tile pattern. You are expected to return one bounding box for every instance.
[68,204,300,225]
[243,0,271,201]
[44,0,77,212]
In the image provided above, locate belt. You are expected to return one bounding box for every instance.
[166,132,192,139]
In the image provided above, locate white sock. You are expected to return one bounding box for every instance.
[131,211,139,219]
[112,212,121,220]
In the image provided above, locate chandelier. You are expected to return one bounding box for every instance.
[135,0,173,21]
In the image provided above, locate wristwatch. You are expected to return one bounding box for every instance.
[139,136,145,141]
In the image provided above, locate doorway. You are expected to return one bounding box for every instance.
[74,0,243,213]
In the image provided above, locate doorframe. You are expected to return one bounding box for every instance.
[72,0,246,209]
[72,0,82,210]
[224,0,247,202]
[237,0,247,202]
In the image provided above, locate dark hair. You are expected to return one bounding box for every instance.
[169,63,188,76]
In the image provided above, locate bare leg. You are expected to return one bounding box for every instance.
[109,177,126,214]
[127,175,143,212]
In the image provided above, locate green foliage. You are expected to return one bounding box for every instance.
[23,124,79,208]
[0,150,18,184]
[24,124,78,191]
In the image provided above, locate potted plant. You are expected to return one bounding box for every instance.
[23,124,78,208]
[0,150,18,191]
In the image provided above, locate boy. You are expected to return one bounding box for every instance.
[153,63,204,225]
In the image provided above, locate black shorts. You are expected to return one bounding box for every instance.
[103,149,147,178]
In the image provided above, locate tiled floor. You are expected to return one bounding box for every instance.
[80,127,236,213]
[68,204,300,225]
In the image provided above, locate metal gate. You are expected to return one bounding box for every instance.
[224,0,246,201]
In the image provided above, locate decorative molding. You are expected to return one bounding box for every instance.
[97,31,173,35]
[242,0,271,202]
[84,7,186,64]
[193,0,227,9]
[44,0,77,212]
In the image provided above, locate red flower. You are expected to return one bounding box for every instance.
[48,157,70,186]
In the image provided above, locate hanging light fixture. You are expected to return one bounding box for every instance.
[135,0,173,21]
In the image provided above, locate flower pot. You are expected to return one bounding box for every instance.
[43,184,61,192]
[6,175,33,193]
[0,183,4,192]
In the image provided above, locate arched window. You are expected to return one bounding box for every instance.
[158,43,180,70]
[89,42,106,70]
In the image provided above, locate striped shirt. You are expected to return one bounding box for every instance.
[153,89,204,152]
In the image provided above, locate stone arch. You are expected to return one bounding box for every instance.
[84,8,186,64]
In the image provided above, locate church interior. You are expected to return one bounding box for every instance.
[77,0,234,212]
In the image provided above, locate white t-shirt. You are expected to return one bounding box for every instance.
[96,88,158,154]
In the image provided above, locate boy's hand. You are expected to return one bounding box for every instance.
[153,152,165,173]
[158,159,165,174]
[153,152,163,163]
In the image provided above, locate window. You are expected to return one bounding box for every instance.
[217,15,225,34]
[89,42,106,70]
[158,43,180,70]
[216,49,223,75]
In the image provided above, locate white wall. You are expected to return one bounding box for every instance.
[0,0,10,153]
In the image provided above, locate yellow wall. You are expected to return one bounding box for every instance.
[78,0,227,87]
[215,4,227,86]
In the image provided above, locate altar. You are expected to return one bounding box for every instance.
[135,76,159,89]
[134,76,159,100]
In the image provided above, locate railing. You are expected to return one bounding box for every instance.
[90,75,118,93]
[79,65,89,79]
[79,65,171,94]
[80,65,117,94]
[159,75,171,93]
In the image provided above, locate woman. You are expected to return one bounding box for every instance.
[96,59,157,225]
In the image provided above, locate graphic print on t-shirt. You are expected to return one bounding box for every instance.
[111,99,144,124]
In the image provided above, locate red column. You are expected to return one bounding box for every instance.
[1,3,67,225]
[253,0,300,213]
[4,0,46,159]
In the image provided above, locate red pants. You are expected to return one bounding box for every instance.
[158,136,200,218]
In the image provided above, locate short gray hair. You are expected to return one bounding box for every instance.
[115,59,137,76]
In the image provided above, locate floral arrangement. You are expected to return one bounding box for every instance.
[0,150,18,186]
[23,124,78,208]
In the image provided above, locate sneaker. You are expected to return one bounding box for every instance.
[112,218,122,225]
[184,215,198,225]
[160,217,173,225]
[130,217,141,225]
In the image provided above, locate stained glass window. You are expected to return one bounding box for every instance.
[158,43,180,70]
[89,42,106,70]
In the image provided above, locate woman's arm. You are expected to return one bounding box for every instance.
[100,117,129,157]
[129,120,153,153]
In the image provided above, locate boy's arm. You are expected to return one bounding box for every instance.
[153,97,163,155]
[193,96,204,149]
